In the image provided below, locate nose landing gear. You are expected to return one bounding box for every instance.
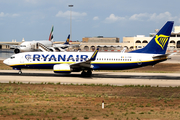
[18,70,22,75]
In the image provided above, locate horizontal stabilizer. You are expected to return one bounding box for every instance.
[152,54,169,59]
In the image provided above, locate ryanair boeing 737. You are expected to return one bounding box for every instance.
[3,21,174,76]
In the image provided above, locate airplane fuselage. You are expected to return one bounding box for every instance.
[3,21,174,76]
[3,51,167,71]
[19,41,53,52]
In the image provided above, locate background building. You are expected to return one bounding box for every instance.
[81,36,121,51]
[82,36,119,43]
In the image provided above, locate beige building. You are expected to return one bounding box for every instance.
[81,36,121,51]
[82,36,119,43]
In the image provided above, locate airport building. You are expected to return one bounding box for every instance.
[81,36,122,51]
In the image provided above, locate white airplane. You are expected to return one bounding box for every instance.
[13,26,71,53]
[3,21,174,76]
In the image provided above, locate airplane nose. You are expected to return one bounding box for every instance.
[3,59,9,65]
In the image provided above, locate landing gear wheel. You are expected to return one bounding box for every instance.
[81,71,86,77]
[87,70,92,76]
[81,70,92,77]
[18,70,22,75]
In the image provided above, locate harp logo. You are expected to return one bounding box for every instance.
[25,54,31,61]
[155,34,169,50]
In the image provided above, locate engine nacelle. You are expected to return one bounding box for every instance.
[53,64,71,73]
[14,49,20,54]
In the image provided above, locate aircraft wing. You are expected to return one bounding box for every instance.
[70,48,99,69]
[168,52,177,57]
[9,45,20,49]
[53,43,79,47]
[53,43,69,48]
[0,43,20,49]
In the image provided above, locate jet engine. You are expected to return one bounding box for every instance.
[53,64,71,73]
[14,49,20,54]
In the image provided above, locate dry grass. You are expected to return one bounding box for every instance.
[0,83,180,120]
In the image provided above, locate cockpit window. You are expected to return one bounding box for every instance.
[10,56,15,59]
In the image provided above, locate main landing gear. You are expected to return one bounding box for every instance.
[81,70,92,77]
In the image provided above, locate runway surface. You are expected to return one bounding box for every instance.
[0,70,180,87]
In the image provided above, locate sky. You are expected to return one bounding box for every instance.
[0,0,180,42]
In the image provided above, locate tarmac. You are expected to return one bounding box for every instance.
[0,70,180,87]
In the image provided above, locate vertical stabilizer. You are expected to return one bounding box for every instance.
[129,21,174,54]
[49,25,54,41]
[64,34,70,45]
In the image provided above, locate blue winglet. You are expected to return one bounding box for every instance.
[90,48,99,61]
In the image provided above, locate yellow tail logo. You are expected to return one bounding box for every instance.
[66,38,69,43]
[155,34,169,50]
